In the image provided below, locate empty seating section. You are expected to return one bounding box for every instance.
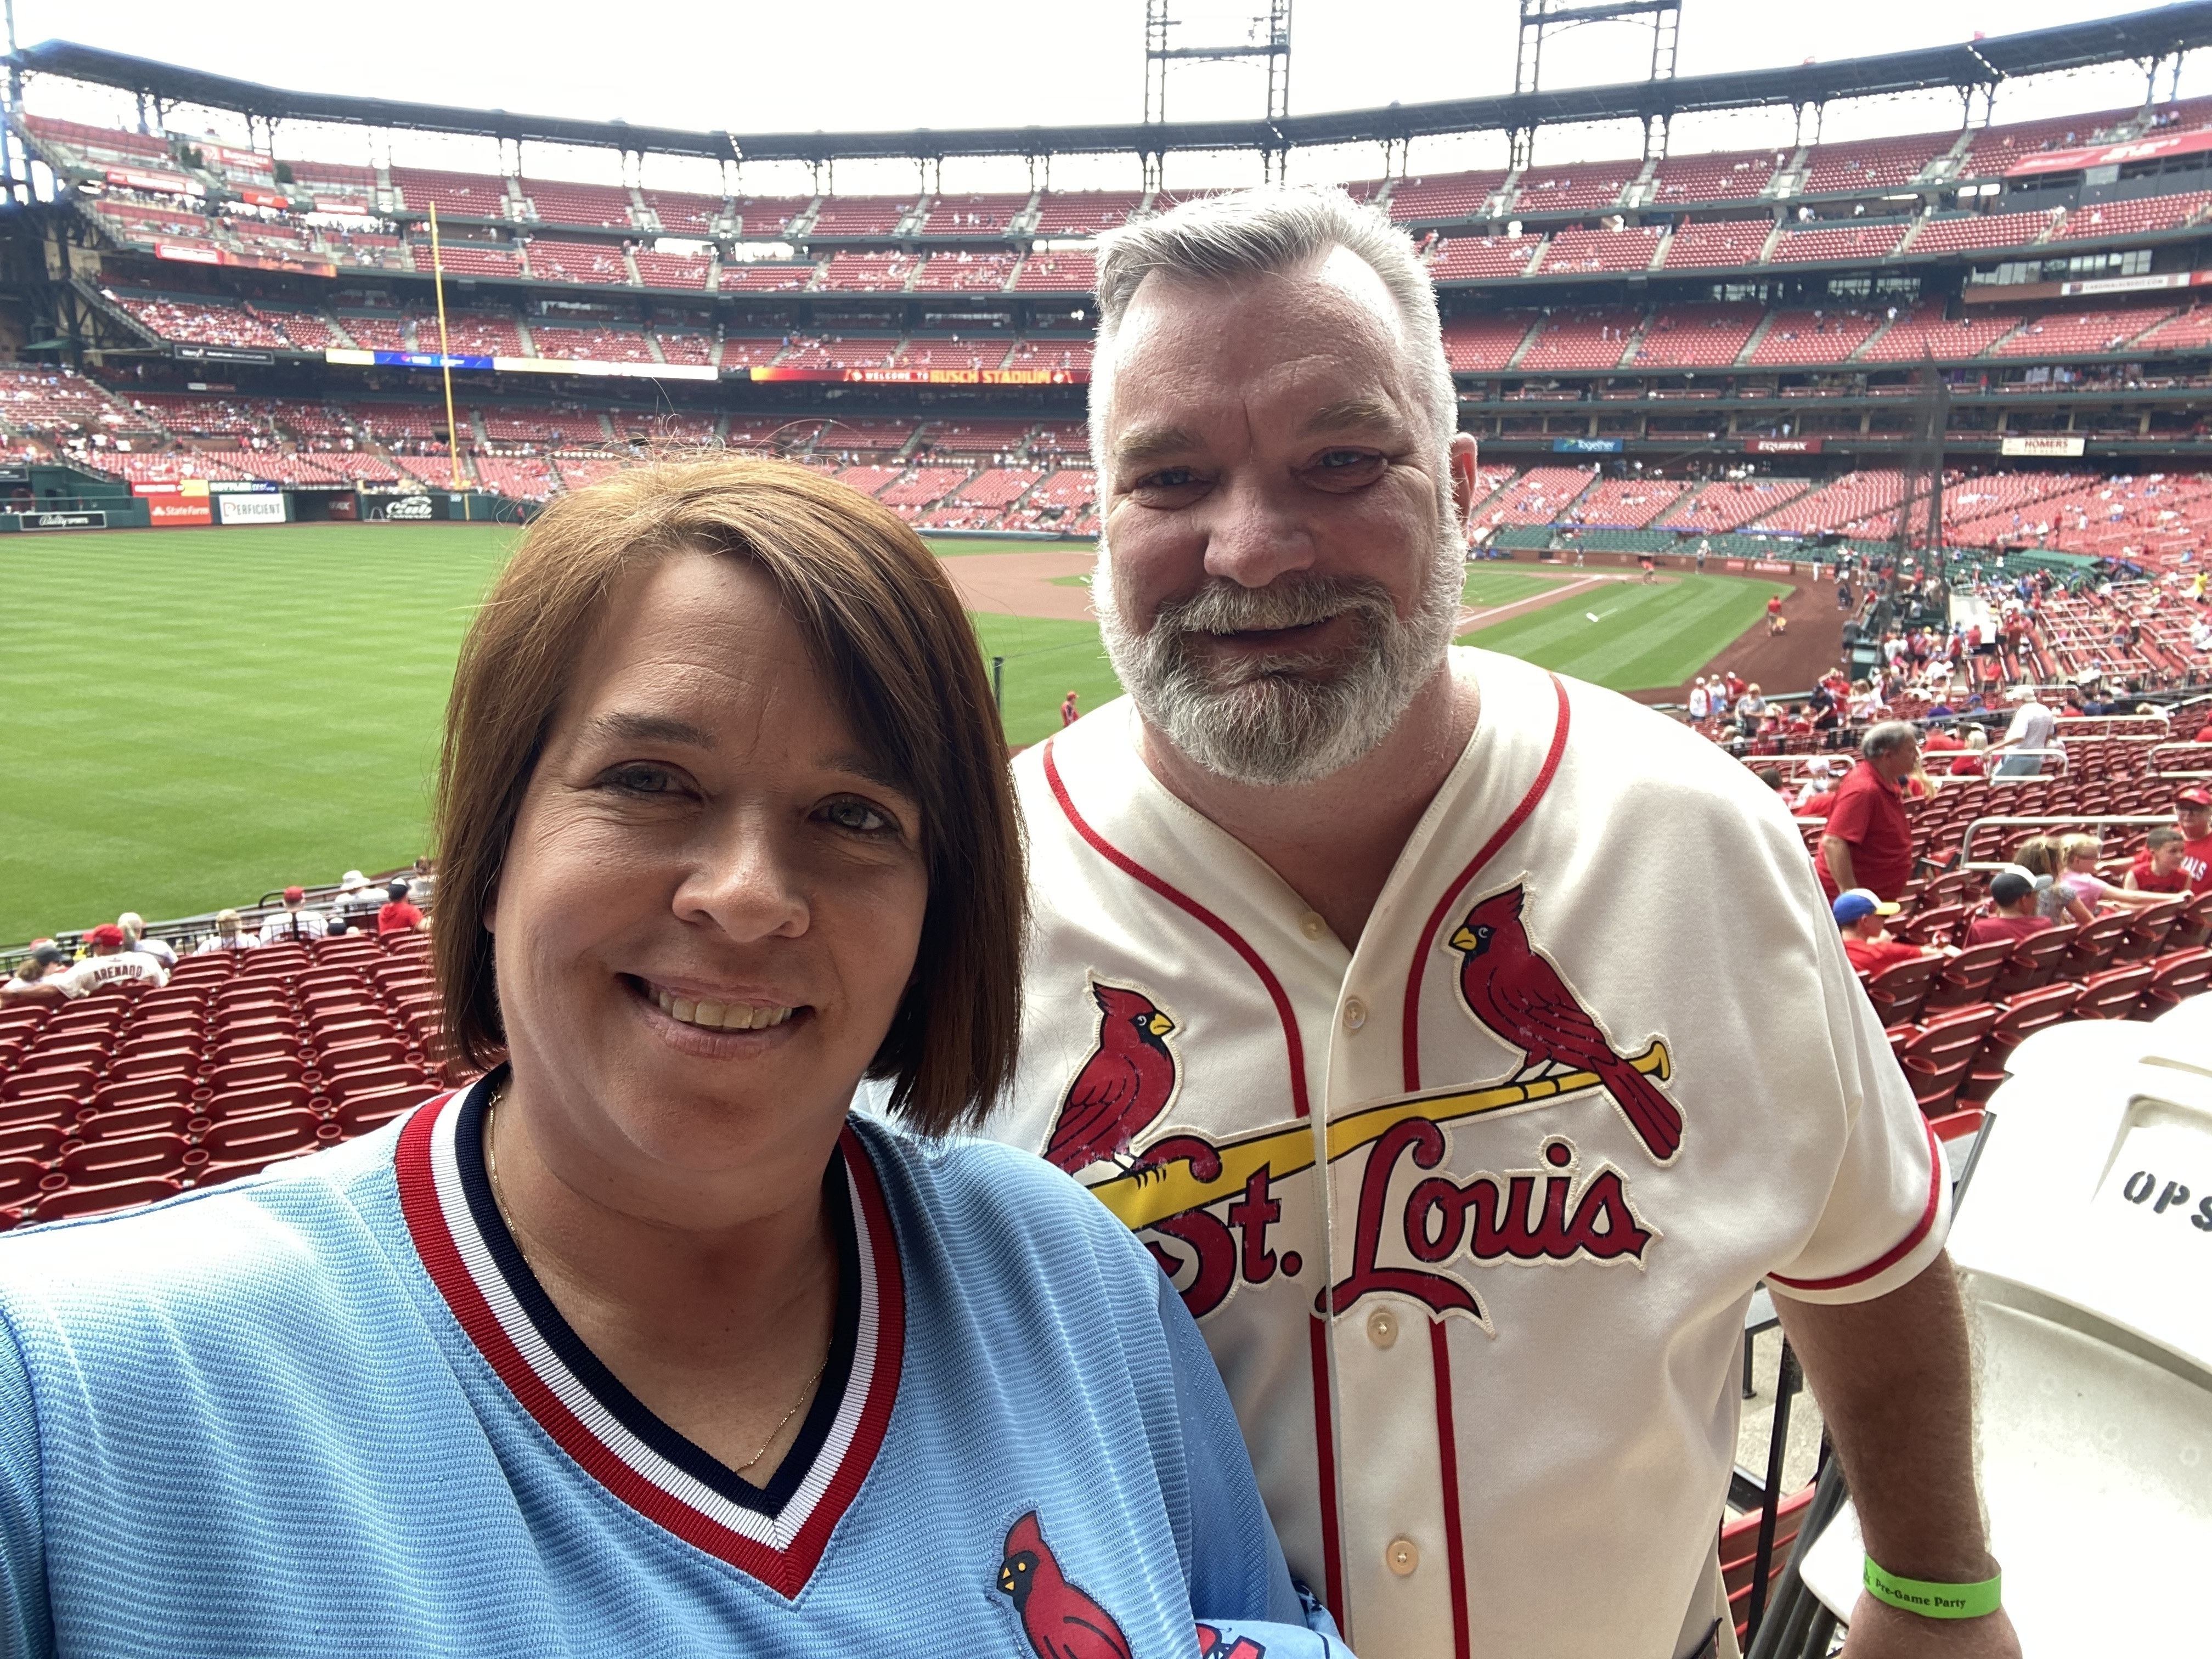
[1014,251,1096,291]
[2132,304,2212,352]
[391,167,509,218]
[642,189,726,235]
[1477,467,1595,526]
[1517,307,1644,373]
[23,114,172,166]
[1005,337,1093,373]
[1014,469,1098,529]
[425,312,523,356]
[1909,211,2058,255]
[0,935,447,1227]
[1429,234,1542,280]
[633,250,713,290]
[1748,308,1882,366]
[898,339,1013,370]
[719,261,819,292]
[1661,221,1771,269]
[918,195,1030,235]
[469,456,558,500]
[832,465,902,497]
[912,252,1019,292]
[337,314,410,352]
[1651,149,1780,204]
[1769,223,1908,263]
[730,197,811,238]
[1944,470,2098,538]
[127,393,268,437]
[1657,479,1808,531]
[877,467,975,512]
[529,326,653,364]
[1513,162,1637,215]
[1992,307,2175,357]
[524,240,631,284]
[610,410,720,445]
[1538,227,1661,274]
[821,252,917,291]
[715,337,786,368]
[476,407,610,445]
[1630,303,1765,369]
[555,455,629,491]
[1387,172,1506,223]
[522,179,635,230]
[1858,305,2018,363]
[778,335,897,370]
[926,418,1036,455]
[649,330,715,365]
[945,468,1041,507]
[1032,193,1144,235]
[1568,479,1684,527]
[113,297,294,351]
[815,418,918,455]
[1441,314,1542,371]
[808,197,913,237]
[1749,471,1904,535]
[2052,191,2212,240]
[416,241,522,279]
[1801,132,1949,194]
[1955,106,2143,179]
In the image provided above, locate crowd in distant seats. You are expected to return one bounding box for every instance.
[2,861,436,1005]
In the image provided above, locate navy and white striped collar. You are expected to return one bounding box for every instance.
[397,1077,904,1596]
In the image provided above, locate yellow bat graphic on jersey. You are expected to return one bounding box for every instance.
[1086,1040,1669,1233]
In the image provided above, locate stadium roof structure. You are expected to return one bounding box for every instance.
[17,4,2212,164]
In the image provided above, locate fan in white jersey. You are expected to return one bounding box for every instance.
[0,459,1345,1659]
[981,190,2018,1659]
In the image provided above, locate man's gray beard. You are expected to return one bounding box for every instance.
[1096,514,1466,787]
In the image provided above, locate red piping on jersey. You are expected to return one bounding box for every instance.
[1307,1315,1347,1628]
[1401,672,1573,1092]
[1768,1115,1945,1294]
[397,1096,906,1598]
[1043,738,1311,1121]
[1429,1323,1472,1659]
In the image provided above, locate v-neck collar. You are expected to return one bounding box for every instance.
[395,1079,904,1597]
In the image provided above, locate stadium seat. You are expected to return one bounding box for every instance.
[1863,955,1943,1026]
[1990,925,2078,996]
[2142,948,2212,1014]
[33,1178,181,1222]
[1900,903,1968,947]
[0,1159,49,1209]
[2073,963,2155,1020]
[1,1063,97,1105]
[1924,941,2011,1009]
[80,1102,200,1142]
[60,1133,188,1187]
[1720,1483,1816,1647]
[2170,890,2212,952]
[93,1074,199,1113]
[329,1082,442,1134]
[1964,985,2085,1099]
[204,1056,304,1093]
[2061,913,2131,979]
[0,1124,67,1164]
[2114,898,2188,961]
[202,1081,313,1120]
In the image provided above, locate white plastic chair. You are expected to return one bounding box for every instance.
[1795,997,2212,1653]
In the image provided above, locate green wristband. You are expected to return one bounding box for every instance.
[1863,1557,2002,1620]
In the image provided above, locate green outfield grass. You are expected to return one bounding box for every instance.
[1,527,1767,941]
[1459,568,1787,690]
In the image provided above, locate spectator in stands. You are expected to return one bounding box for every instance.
[258,885,329,945]
[194,909,255,954]
[1966,869,2055,949]
[1990,689,2057,777]
[0,944,71,1006]
[2126,827,2192,894]
[1733,682,1767,734]
[405,857,438,909]
[1687,677,1709,723]
[1814,720,1921,901]
[1833,888,1936,976]
[3,924,168,1004]
[2035,833,2171,926]
[2171,787,2212,890]
[332,871,384,924]
[376,879,425,935]
[116,912,176,969]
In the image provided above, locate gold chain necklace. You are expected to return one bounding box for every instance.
[482,1081,832,1479]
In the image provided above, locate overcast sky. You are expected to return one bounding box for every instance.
[14,1,2198,197]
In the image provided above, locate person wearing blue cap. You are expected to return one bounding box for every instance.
[1833,888,1938,976]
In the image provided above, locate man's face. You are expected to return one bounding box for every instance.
[2180,803,2212,840]
[1874,739,1921,783]
[1093,249,1476,785]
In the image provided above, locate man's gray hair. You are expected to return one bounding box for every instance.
[1090,185,1457,465]
[1861,720,1920,761]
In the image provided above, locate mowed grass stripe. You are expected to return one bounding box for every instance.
[1460,572,1785,691]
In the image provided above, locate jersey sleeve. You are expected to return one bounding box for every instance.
[1764,916,1949,1306]
[0,1310,52,1659]
[1153,1273,1353,1652]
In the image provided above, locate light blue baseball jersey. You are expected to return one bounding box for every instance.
[0,1078,1351,1658]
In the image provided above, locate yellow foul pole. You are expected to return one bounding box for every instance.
[426,202,464,494]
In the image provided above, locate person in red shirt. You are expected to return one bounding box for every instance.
[2175,788,2212,891]
[1833,889,1932,975]
[1965,870,2056,948]
[1813,721,1920,900]
[375,879,425,935]
[2126,827,2193,894]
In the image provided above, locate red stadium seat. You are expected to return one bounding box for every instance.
[1965,984,2085,1099]
[32,1177,182,1222]
[1900,903,1969,947]
[0,1158,50,1208]
[1925,941,2012,1009]
[197,1109,337,1179]
[1990,925,2078,996]
[0,1063,97,1105]
[92,1074,200,1113]
[2074,963,2155,1020]
[78,1102,200,1142]
[0,1124,67,1164]
[2143,947,2212,1013]
[106,1047,200,1082]
[1864,955,1943,1026]
[59,1133,189,1187]
[2169,890,2212,952]
[2061,913,2132,980]
[1721,1485,1816,1646]
[202,1081,313,1120]
[2114,898,2188,961]
[203,1056,304,1093]
[328,1082,442,1134]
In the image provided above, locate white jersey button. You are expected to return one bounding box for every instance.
[1342,998,1367,1031]
[1300,911,1326,940]
[1386,1537,1420,1576]
[1367,1307,1397,1348]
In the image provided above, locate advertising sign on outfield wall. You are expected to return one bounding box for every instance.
[1745,437,1824,454]
[217,492,290,526]
[1551,436,1624,454]
[746,366,1084,385]
[2001,435,2087,458]
[20,512,106,531]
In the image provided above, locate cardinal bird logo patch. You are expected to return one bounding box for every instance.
[1448,884,1684,1163]
[997,1510,1135,1659]
[1043,980,1183,1177]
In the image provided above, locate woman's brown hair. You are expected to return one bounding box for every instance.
[432,454,1025,1133]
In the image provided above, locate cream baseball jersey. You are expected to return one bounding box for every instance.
[991,647,1948,1659]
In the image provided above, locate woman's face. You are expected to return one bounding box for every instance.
[2070,843,2102,871]
[488,550,928,1204]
